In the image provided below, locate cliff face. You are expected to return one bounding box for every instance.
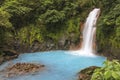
[7,34,79,53]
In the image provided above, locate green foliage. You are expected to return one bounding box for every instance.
[3,0,32,16]
[46,32,63,42]
[37,0,81,32]
[0,29,5,46]
[91,60,120,80]
[39,10,65,24]
[0,0,119,57]
[0,0,83,49]
[16,25,43,45]
[0,8,12,28]
[46,18,80,42]
[0,28,13,48]
[79,0,98,7]
[1,0,82,30]
[66,18,80,39]
[0,0,5,6]
[0,7,12,47]
[1,0,33,28]
[96,1,120,54]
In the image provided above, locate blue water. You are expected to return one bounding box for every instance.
[0,50,105,80]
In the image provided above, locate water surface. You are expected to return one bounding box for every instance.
[0,50,105,80]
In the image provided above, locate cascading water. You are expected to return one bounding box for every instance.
[71,8,100,57]
[82,8,100,53]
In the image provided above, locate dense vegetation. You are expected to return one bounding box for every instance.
[91,60,120,80]
[0,0,120,59]
[96,0,120,58]
[0,0,95,53]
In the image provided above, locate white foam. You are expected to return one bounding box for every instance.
[71,8,100,57]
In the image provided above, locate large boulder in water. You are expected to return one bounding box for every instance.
[1,63,45,78]
[78,66,99,80]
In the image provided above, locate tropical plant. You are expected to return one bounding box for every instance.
[0,8,12,28]
[16,25,43,45]
[91,60,120,80]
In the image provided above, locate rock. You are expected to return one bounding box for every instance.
[0,49,19,65]
[30,41,41,52]
[58,36,67,47]
[2,49,19,56]
[78,66,99,80]
[0,32,80,54]
[0,57,4,65]
[1,63,45,78]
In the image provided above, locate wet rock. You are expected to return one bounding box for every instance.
[1,63,45,78]
[30,41,41,52]
[3,33,79,53]
[0,49,19,65]
[2,49,18,56]
[78,66,99,80]
[0,57,4,65]
[58,36,67,47]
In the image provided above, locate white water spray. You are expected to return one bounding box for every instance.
[71,8,100,57]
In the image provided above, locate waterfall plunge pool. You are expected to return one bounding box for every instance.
[0,50,105,80]
[0,8,103,80]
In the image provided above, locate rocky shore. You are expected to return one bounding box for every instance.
[77,66,99,80]
[0,49,19,65]
[0,35,79,64]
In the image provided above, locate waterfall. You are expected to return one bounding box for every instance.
[71,8,100,57]
[82,8,100,53]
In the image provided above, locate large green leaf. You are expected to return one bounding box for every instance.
[104,70,112,79]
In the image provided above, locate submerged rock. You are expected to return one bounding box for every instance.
[78,66,99,80]
[1,63,45,78]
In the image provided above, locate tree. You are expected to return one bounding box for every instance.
[0,8,12,28]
